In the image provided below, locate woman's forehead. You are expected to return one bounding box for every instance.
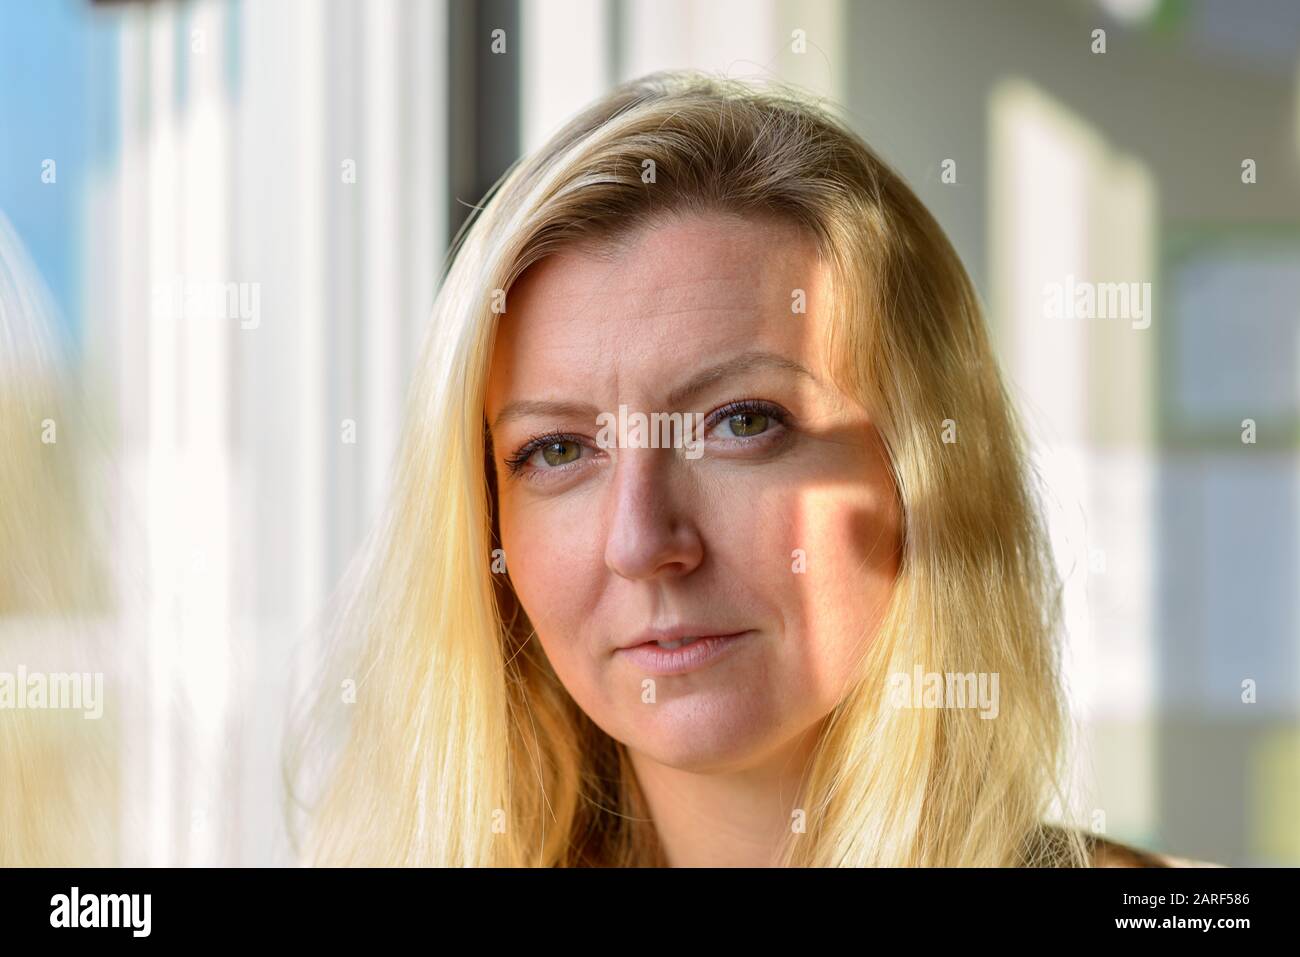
[486,213,832,403]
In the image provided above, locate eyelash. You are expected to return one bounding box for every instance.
[503,399,791,478]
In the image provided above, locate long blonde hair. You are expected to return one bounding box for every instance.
[0,210,116,865]
[288,69,1090,867]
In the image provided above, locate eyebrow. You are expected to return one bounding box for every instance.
[489,350,820,432]
[665,350,818,407]
[490,398,600,432]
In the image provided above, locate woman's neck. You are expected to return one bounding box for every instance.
[626,723,823,867]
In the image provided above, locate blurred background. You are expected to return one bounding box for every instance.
[0,0,1296,866]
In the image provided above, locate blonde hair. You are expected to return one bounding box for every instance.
[289,70,1090,867]
[0,210,116,865]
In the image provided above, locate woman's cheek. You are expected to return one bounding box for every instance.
[506,528,578,631]
[502,502,602,673]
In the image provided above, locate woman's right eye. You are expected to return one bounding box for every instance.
[537,439,581,467]
[504,434,588,477]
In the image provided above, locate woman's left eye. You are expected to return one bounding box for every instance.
[706,400,787,440]
[715,408,770,438]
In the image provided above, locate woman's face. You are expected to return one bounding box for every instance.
[485,211,901,773]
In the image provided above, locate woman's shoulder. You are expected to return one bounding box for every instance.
[1034,824,1221,867]
[1088,833,1222,868]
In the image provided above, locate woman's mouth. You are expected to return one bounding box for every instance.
[653,635,701,650]
[616,631,754,675]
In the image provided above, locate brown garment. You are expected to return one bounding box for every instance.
[1088,833,1221,868]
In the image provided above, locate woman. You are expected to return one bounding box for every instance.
[288,69,1188,867]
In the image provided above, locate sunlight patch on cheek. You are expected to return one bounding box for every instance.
[785,483,899,658]
[786,485,881,575]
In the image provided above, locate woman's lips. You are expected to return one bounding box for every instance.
[615,631,754,676]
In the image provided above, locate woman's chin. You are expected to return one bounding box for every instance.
[623,704,783,772]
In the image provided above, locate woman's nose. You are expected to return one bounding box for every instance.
[602,447,705,582]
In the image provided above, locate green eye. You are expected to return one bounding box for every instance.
[726,411,769,437]
[541,440,581,466]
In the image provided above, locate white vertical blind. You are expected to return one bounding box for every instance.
[991,78,1156,839]
[93,0,448,866]
[521,0,610,155]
